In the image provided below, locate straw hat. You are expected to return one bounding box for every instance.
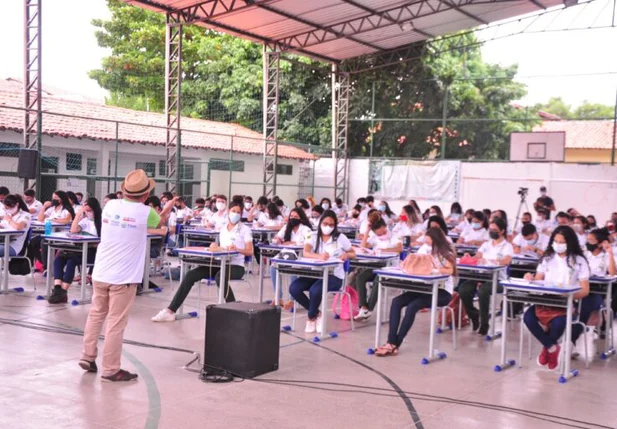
[121,169,156,197]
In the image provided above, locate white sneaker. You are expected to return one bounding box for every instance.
[316,314,324,334]
[354,308,372,321]
[151,309,176,322]
[304,319,316,333]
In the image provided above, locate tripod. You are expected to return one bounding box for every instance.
[512,194,530,233]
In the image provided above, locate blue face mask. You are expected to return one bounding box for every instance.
[229,212,241,224]
[378,205,386,212]
[472,222,482,230]
[526,237,537,245]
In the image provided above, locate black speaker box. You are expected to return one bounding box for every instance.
[204,302,281,378]
[17,149,39,179]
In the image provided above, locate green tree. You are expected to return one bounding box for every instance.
[573,101,614,119]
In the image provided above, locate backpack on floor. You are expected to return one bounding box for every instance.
[332,286,359,320]
[437,292,469,328]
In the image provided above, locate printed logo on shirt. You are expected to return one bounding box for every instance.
[122,217,136,223]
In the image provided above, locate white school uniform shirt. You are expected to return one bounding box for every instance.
[455,220,472,234]
[512,233,549,252]
[478,239,514,280]
[309,233,353,279]
[27,200,43,216]
[258,212,284,228]
[366,230,402,250]
[77,217,99,236]
[416,245,454,294]
[358,207,370,222]
[205,210,228,231]
[535,219,554,235]
[44,206,71,221]
[537,254,590,286]
[576,233,587,249]
[276,224,312,245]
[381,212,396,226]
[92,199,155,284]
[392,221,424,238]
[461,227,489,243]
[585,251,612,277]
[176,207,194,220]
[333,204,348,216]
[219,222,253,267]
[359,219,370,236]
[416,234,453,244]
[0,209,31,253]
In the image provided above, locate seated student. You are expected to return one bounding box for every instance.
[513,223,549,257]
[48,198,102,304]
[535,207,554,235]
[365,195,375,210]
[357,197,369,221]
[0,195,31,257]
[587,228,617,339]
[513,212,533,236]
[289,210,355,334]
[309,205,324,228]
[242,196,253,220]
[192,197,208,219]
[152,201,253,322]
[422,205,444,229]
[32,191,75,269]
[572,215,588,248]
[67,191,81,212]
[257,202,284,229]
[294,198,311,219]
[23,189,43,216]
[343,204,362,227]
[333,198,348,218]
[0,186,9,213]
[446,202,463,226]
[414,215,452,245]
[459,211,489,246]
[491,209,510,234]
[275,199,290,219]
[375,227,456,356]
[204,195,229,230]
[270,208,313,306]
[175,197,193,222]
[555,211,572,227]
[586,215,598,231]
[523,225,590,370]
[409,199,422,217]
[459,217,513,336]
[320,198,332,211]
[454,209,475,234]
[354,217,403,320]
[377,200,397,225]
[567,208,581,218]
[248,196,268,222]
[358,209,379,240]
[392,204,424,241]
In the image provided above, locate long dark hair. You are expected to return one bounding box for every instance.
[450,202,462,215]
[493,209,508,232]
[472,211,488,229]
[265,202,282,220]
[85,197,103,236]
[315,209,339,252]
[409,200,421,214]
[54,190,75,219]
[66,191,79,206]
[3,194,28,213]
[542,225,587,269]
[426,227,457,276]
[295,198,310,210]
[428,215,448,236]
[379,201,394,217]
[370,216,387,232]
[588,227,610,249]
[490,217,507,238]
[283,208,312,242]
[430,205,444,219]
[402,204,421,224]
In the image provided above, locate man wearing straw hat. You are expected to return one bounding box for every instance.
[79,169,160,382]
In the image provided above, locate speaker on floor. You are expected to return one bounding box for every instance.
[17,149,39,179]
[204,302,281,379]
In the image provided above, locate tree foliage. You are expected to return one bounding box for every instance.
[533,97,615,120]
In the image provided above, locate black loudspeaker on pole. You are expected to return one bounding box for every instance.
[17,148,39,180]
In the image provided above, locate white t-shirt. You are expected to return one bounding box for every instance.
[417,244,454,293]
[358,207,370,222]
[461,227,489,244]
[309,233,353,279]
[381,212,396,225]
[333,204,348,217]
[576,233,587,249]
[93,199,157,284]
[27,200,43,215]
[1,209,31,253]
[258,212,284,228]
[535,219,555,235]
[366,230,402,250]
[392,221,424,238]
[513,233,549,252]
[276,224,312,245]
[537,254,590,286]
[478,239,514,280]
[585,251,612,277]
[205,210,228,231]
[77,218,99,236]
[455,220,473,234]
[44,207,72,221]
[359,219,370,236]
[176,207,194,220]
[219,222,253,267]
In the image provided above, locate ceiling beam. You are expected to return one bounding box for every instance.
[442,0,488,25]
[527,0,546,9]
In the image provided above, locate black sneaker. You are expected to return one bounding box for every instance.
[470,315,479,331]
[78,360,98,373]
[48,286,68,304]
[102,369,138,383]
[478,324,489,336]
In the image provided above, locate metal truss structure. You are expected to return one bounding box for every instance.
[332,67,350,202]
[164,12,183,192]
[262,48,280,197]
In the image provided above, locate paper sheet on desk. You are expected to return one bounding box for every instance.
[297,257,342,264]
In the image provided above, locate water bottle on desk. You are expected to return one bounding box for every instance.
[44,218,52,235]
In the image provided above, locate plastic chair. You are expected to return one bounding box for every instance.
[435,305,457,349]
[6,228,37,290]
[151,231,174,289]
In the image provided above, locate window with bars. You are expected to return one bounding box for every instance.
[136,162,156,177]
[159,160,166,177]
[87,158,97,176]
[180,164,194,180]
[0,143,20,158]
[266,163,293,175]
[66,153,82,171]
[210,159,244,172]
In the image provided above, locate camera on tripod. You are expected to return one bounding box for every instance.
[518,187,528,198]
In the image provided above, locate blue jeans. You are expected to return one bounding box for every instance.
[0,245,17,257]
[269,265,296,300]
[387,290,452,347]
[53,252,96,284]
[289,275,343,319]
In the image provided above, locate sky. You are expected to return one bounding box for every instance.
[0,0,616,108]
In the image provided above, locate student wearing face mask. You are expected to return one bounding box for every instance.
[289,210,355,334]
[358,210,379,240]
[271,208,313,306]
[354,217,403,320]
[345,204,362,227]
[48,198,102,304]
[586,228,617,340]
[242,196,254,220]
[454,209,475,235]
[535,208,553,235]
[523,226,590,370]
[0,195,31,257]
[459,218,513,336]
[446,202,463,226]
[422,205,444,229]
[204,195,229,230]
[392,205,424,241]
[572,216,588,248]
[459,211,489,246]
[257,202,284,229]
[248,196,268,222]
[333,198,348,217]
[375,228,456,357]
[414,216,452,245]
[320,198,332,212]
[513,223,549,256]
[377,200,397,225]
[23,189,43,216]
[357,197,369,221]
[309,205,325,228]
[152,201,253,322]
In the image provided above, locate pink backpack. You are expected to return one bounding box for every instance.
[332,286,360,320]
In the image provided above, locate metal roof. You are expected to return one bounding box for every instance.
[122,0,565,63]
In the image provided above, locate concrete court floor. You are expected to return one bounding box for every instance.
[0,270,616,429]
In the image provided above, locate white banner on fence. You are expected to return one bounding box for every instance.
[377,160,460,201]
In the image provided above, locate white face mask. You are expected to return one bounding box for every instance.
[573,224,583,233]
[320,225,334,235]
[7,207,18,215]
[229,212,241,224]
[216,202,226,211]
[552,242,567,254]
[322,203,330,210]
[244,202,252,210]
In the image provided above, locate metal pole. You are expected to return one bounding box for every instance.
[612,85,617,166]
[440,83,448,159]
[228,136,233,198]
[114,121,119,192]
[370,80,375,158]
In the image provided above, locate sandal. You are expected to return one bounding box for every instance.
[375,343,398,357]
[283,300,295,311]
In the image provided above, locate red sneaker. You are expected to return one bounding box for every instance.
[547,345,561,371]
[537,347,549,367]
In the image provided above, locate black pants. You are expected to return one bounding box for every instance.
[29,235,49,269]
[458,280,503,326]
[168,265,244,312]
[355,269,378,311]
